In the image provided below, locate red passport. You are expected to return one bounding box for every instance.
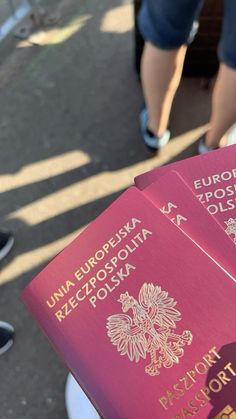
[21,187,236,419]
[142,170,236,282]
[135,144,236,245]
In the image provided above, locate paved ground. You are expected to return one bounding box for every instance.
[0,0,212,418]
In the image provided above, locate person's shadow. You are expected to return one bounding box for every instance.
[206,342,236,418]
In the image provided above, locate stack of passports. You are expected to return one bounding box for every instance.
[22,145,236,419]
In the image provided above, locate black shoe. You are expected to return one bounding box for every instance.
[0,321,14,355]
[0,231,14,261]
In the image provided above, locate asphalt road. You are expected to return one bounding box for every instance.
[0,0,211,417]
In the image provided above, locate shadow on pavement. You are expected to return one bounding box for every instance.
[0,0,211,418]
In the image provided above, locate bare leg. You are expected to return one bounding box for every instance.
[141,42,187,137]
[205,63,236,148]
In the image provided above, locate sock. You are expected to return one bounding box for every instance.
[146,127,156,138]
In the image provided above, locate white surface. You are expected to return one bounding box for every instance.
[65,374,100,419]
[227,123,236,146]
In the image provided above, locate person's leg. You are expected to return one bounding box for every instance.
[138,0,203,147]
[204,0,236,148]
[205,64,236,148]
[141,43,187,137]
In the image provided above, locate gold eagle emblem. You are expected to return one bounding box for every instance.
[225,218,236,244]
[106,283,193,376]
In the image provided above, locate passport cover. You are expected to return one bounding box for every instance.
[21,187,236,419]
[142,170,236,282]
[135,145,236,244]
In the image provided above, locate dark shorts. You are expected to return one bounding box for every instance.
[138,0,236,69]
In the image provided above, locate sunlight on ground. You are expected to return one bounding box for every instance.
[16,0,134,48]
[0,150,90,193]
[7,124,208,226]
[0,124,208,286]
[8,170,129,226]
[16,14,92,47]
[100,3,133,34]
[160,123,209,162]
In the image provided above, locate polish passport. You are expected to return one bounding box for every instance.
[141,170,236,281]
[21,187,236,419]
[135,144,236,245]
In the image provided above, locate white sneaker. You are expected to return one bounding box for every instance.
[198,124,236,154]
[198,137,217,154]
[140,108,170,151]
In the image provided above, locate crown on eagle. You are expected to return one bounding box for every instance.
[225,218,236,226]
[118,291,130,304]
